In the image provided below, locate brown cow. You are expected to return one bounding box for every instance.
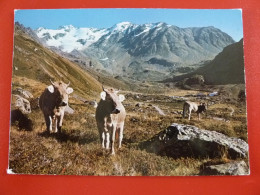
[39,80,73,134]
[95,87,126,155]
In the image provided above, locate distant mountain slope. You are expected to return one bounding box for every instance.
[35,22,235,80]
[196,39,245,84]
[13,23,102,98]
[165,39,245,85]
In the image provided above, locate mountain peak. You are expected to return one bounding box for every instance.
[111,22,135,33]
[58,25,76,31]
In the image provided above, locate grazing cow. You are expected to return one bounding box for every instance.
[39,80,73,134]
[95,87,126,155]
[183,101,207,120]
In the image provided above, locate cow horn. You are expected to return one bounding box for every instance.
[50,79,55,86]
[115,89,120,94]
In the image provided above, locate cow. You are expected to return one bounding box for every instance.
[95,86,126,155]
[39,80,73,134]
[183,101,207,120]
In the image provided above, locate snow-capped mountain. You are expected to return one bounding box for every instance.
[35,22,235,80]
[36,25,109,52]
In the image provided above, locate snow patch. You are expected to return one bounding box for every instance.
[36,25,109,52]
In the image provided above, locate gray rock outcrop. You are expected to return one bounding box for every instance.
[141,123,248,159]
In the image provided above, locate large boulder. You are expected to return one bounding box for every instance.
[141,123,248,159]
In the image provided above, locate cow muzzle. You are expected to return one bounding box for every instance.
[111,108,120,114]
[60,101,67,107]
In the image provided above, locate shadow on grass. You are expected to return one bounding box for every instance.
[38,129,98,145]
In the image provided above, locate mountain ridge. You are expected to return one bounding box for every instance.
[33,22,236,81]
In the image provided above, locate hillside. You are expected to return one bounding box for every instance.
[197,39,245,84]
[13,23,102,98]
[165,39,245,85]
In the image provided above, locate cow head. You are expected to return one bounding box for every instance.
[47,80,73,107]
[100,87,125,114]
[198,103,207,113]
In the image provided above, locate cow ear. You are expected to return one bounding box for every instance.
[119,94,125,102]
[100,91,106,100]
[47,85,55,93]
[66,87,73,94]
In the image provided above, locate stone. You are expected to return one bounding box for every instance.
[141,123,248,159]
[15,87,34,99]
[64,105,74,114]
[200,161,249,175]
[12,94,31,114]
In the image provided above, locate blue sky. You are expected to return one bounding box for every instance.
[15,9,243,41]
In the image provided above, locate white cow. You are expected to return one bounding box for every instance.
[95,87,126,155]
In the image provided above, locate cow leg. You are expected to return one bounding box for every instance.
[105,132,110,150]
[44,114,52,133]
[54,116,59,133]
[57,114,64,134]
[118,123,124,149]
[101,132,105,148]
[111,125,117,155]
[188,109,191,120]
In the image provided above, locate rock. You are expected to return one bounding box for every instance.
[135,103,141,107]
[152,105,166,116]
[130,117,139,123]
[200,161,249,175]
[65,105,74,114]
[14,87,34,99]
[212,117,230,123]
[141,123,248,159]
[11,94,31,114]
[89,100,98,108]
[184,75,205,86]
